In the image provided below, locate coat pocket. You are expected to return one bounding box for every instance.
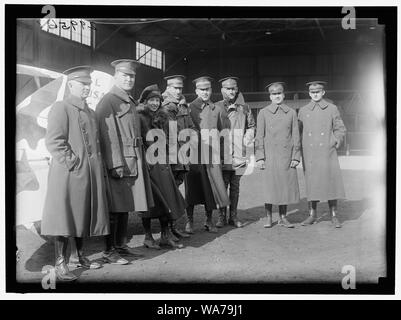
[122,138,138,176]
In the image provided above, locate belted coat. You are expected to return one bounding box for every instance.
[298,99,346,201]
[215,92,256,171]
[96,85,154,213]
[41,95,109,237]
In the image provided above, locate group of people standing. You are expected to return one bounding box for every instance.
[39,58,346,282]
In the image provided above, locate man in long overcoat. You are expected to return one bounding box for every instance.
[298,81,346,228]
[96,59,154,264]
[161,75,194,239]
[186,76,230,233]
[255,82,301,228]
[215,76,255,228]
[41,66,109,281]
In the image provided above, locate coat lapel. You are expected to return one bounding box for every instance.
[109,85,134,117]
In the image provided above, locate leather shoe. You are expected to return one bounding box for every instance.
[301,215,317,226]
[185,221,194,234]
[102,250,129,265]
[216,213,226,228]
[115,245,144,257]
[278,216,295,228]
[143,239,161,250]
[228,217,243,228]
[171,227,190,239]
[204,221,218,233]
[69,256,101,269]
[264,214,273,228]
[55,256,78,281]
[159,238,184,249]
[332,216,342,228]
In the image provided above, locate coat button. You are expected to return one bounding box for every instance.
[308,132,312,136]
[321,132,324,135]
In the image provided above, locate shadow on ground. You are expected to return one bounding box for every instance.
[23,197,373,274]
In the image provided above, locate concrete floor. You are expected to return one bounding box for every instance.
[16,156,386,287]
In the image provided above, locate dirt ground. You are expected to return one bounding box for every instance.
[16,156,386,287]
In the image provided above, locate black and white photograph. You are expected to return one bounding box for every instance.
[3,2,397,298]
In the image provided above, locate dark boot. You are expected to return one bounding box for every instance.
[54,236,77,281]
[68,237,101,269]
[278,205,294,228]
[204,210,218,233]
[301,201,318,226]
[329,200,342,228]
[185,205,194,234]
[142,218,161,249]
[159,219,184,249]
[264,203,273,228]
[228,210,243,228]
[102,213,128,265]
[116,212,128,248]
[216,208,227,228]
[227,174,242,228]
[170,220,190,239]
[104,213,117,253]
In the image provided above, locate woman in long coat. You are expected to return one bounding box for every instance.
[41,66,109,280]
[138,84,187,249]
[255,82,301,228]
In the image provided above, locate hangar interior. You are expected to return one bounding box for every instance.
[16,18,384,154]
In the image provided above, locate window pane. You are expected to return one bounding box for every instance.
[71,19,81,42]
[40,18,49,31]
[59,19,70,39]
[48,19,59,35]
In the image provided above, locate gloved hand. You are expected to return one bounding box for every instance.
[110,167,124,179]
[243,128,255,147]
[256,159,265,170]
[290,160,300,168]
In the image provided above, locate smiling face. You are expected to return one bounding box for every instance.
[195,86,212,102]
[270,91,285,105]
[147,96,161,112]
[166,85,183,100]
[68,80,91,100]
[309,88,325,102]
[221,86,238,101]
[114,70,135,92]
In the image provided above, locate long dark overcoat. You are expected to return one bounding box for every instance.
[96,85,154,213]
[161,91,196,172]
[186,97,230,210]
[41,95,109,237]
[298,99,346,201]
[255,103,301,205]
[138,106,187,220]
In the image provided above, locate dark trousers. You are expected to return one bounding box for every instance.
[105,212,128,252]
[173,170,186,187]
[222,170,241,214]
